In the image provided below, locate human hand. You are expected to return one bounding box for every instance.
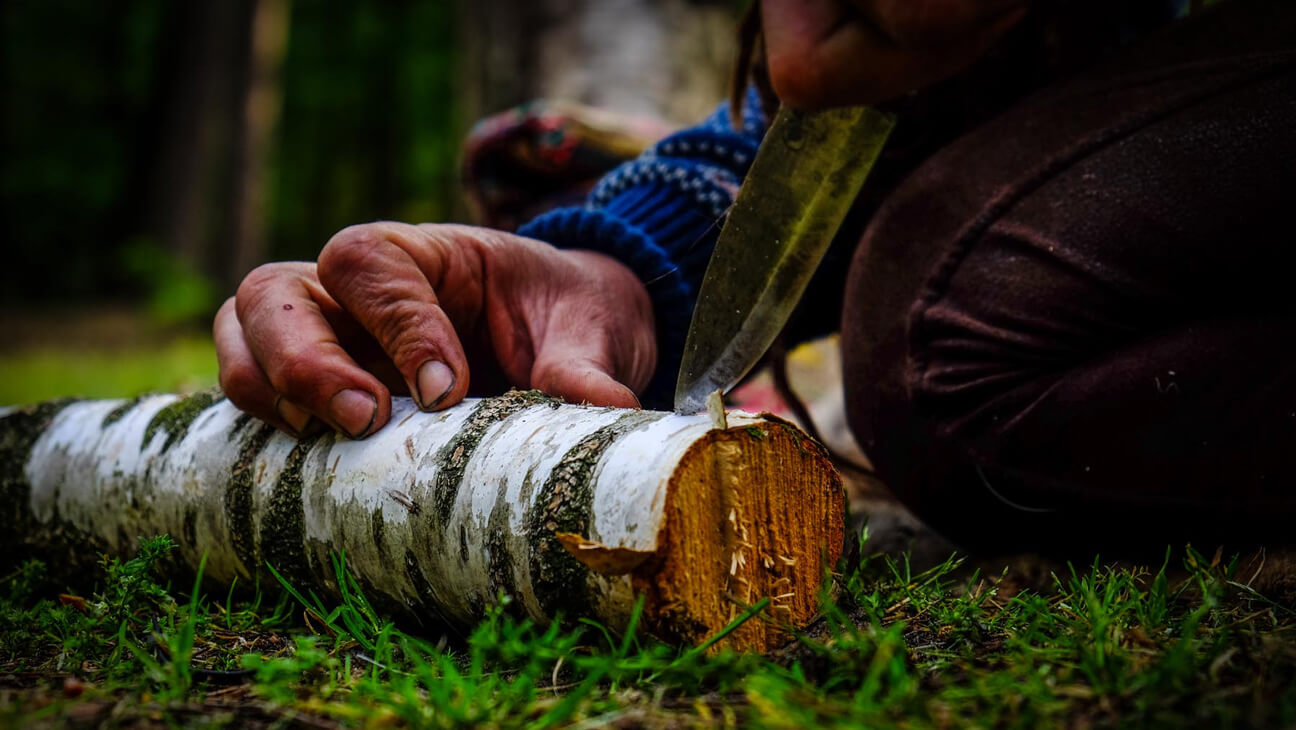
[761,0,1031,109]
[214,222,656,438]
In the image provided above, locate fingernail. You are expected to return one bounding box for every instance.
[416,360,455,409]
[276,397,313,435]
[329,389,377,438]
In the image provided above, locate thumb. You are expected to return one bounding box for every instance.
[531,351,641,409]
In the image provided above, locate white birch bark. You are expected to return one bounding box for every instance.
[0,390,843,650]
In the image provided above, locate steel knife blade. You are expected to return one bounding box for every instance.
[673,104,894,413]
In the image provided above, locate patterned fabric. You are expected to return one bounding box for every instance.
[461,101,672,232]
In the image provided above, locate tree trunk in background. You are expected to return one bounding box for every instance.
[228,0,292,290]
[455,0,542,138]
[141,1,252,272]
[131,0,734,293]
[455,0,737,132]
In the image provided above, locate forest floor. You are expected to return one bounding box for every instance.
[3,316,1296,728]
[3,535,1296,729]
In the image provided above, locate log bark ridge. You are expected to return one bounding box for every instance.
[0,390,844,652]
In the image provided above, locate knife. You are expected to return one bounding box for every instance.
[673,104,895,413]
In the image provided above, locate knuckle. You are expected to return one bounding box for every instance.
[239,262,289,295]
[236,263,294,316]
[370,297,439,365]
[272,347,325,395]
[219,362,263,404]
[318,224,394,286]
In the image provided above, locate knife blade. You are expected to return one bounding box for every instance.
[673,104,894,413]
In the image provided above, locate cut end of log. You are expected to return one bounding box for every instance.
[638,417,845,653]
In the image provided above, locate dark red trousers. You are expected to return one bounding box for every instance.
[842,0,1296,553]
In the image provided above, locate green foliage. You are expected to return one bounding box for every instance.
[121,240,219,327]
[93,534,178,628]
[3,534,1296,728]
[241,635,340,705]
[123,553,207,701]
[0,535,177,678]
[0,336,217,405]
[265,553,390,654]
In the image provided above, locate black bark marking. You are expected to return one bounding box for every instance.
[224,423,275,577]
[143,389,223,452]
[404,549,438,610]
[428,390,559,527]
[409,391,560,621]
[526,411,666,618]
[485,486,522,615]
[259,431,324,589]
[0,400,110,582]
[371,506,386,560]
[467,592,485,619]
[100,396,143,428]
[229,412,255,441]
[182,507,198,548]
[0,399,73,557]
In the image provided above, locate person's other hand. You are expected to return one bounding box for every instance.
[214,222,655,438]
[762,0,1031,109]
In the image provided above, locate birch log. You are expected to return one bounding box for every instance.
[0,390,843,652]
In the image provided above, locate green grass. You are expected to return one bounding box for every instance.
[2,534,1294,729]
[0,336,218,405]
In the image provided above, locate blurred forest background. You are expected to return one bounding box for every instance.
[1,0,736,403]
